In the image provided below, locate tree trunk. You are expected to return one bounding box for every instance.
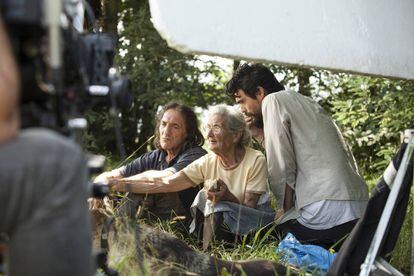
[233,60,241,73]
[101,0,119,37]
[296,67,312,97]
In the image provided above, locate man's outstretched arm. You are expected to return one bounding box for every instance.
[110,171,195,194]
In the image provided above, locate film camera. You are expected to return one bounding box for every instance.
[0,1,129,274]
[0,0,133,134]
[0,0,133,170]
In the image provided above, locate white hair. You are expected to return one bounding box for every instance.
[207,104,251,148]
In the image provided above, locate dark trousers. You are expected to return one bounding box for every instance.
[276,219,358,251]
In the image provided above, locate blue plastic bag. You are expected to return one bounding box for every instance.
[276,233,336,274]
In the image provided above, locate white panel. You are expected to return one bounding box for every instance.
[149,0,414,80]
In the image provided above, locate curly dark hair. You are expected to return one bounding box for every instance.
[153,102,204,151]
[226,63,284,99]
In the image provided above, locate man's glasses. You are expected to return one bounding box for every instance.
[203,124,224,135]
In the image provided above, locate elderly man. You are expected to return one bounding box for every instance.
[0,17,92,275]
[95,102,206,220]
[226,63,369,249]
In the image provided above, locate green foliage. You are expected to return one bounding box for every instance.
[85,0,414,180]
[85,0,414,176]
[326,75,414,175]
[84,3,414,272]
[266,64,414,177]
[106,217,291,275]
[390,194,413,274]
[85,0,228,157]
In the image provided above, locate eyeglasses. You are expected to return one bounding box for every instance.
[203,124,224,135]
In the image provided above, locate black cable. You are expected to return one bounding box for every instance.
[109,90,127,160]
[82,0,98,33]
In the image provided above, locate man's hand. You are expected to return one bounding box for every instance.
[89,170,122,210]
[94,170,121,183]
[88,197,103,210]
[283,184,295,212]
[242,112,254,128]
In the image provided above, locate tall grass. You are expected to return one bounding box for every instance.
[390,195,412,274]
[95,172,412,275]
[98,212,308,275]
[364,173,413,274]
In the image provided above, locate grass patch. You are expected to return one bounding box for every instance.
[390,195,412,274]
[93,170,412,275]
[94,207,297,275]
[364,171,412,274]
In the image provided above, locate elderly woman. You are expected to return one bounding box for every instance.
[110,104,275,249]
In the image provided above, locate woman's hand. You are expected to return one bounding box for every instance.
[205,179,230,203]
[275,209,284,220]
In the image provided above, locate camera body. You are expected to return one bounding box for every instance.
[0,0,133,197]
[0,0,132,134]
[0,2,125,273]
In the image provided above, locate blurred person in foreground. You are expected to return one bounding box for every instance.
[0,16,92,276]
[108,104,275,250]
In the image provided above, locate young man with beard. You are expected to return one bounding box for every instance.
[226,63,369,249]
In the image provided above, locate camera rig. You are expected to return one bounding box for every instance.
[0,0,134,165]
[0,0,133,137]
[0,1,131,274]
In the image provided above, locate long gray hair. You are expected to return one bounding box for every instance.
[207,104,251,148]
